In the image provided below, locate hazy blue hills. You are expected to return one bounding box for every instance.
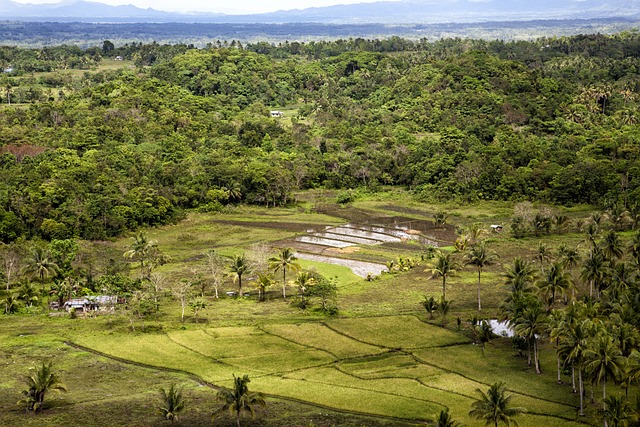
[1,0,639,23]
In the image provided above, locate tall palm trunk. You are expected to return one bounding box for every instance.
[282,270,287,299]
[579,367,584,416]
[572,365,576,393]
[534,338,541,374]
[442,276,446,301]
[477,269,482,311]
[603,375,608,427]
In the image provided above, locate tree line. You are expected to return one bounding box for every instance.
[1,32,640,241]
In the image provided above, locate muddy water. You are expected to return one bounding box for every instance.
[296,253,386,278]
[330,225,405,242]
[314,232,386,245]
[296,236,355,248]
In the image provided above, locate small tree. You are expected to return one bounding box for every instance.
[434,408,462,427]
[438,297,452,325]
[172,280,193,323]
[19,362,67,413]
[268,248,300,299]
[213,374,266,427]
[158,383,186,424]
[469,382,526,427]
[189,297,207,323]
[422,295,438,320]
[206,250,225,299]
[251,273,273,302]
[228,254,251,297]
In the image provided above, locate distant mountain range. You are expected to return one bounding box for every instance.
[2,0,640,23]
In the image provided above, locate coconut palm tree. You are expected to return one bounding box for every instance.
[19,362,66,413]
[464,243,499,311]
[18,282,39,308]
[123,232,158,280]
[251,273,273,302]
[22,247,58,295]
[228,254,251,297]
[581,249,609,299]
[536,262,571,311]
[268,248,300,299]
[559,318,592,415]
[601,230,625,263]
[603,394,632,427]
[548,309,567,384]
[1,292,20,314]
[158,383,186,424]
[535,242,553,274]
[429,250,459,300]
[503,257,536,295]
[213,374,266,427]
[434,408,462,427]
[514,300,546,374]
[293,270,316,306]
[469,382,526,427]
[584,332,624,420]
[438,297,452,325]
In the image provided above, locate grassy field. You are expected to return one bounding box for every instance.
[0,196,614,426]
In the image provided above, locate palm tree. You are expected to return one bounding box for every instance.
[422,295,438,320]
[548,309,567,384]
[603,394,632,427]
[628,230,640,263]
[268,248,300,299]
[536,262,571,311]
[584,333,624,420]
[514,300,546,374]
[213,374,266,427]
[503,257,536,295]
[581,249,609,299]
[158,383,186,424]
[1,292,20,314]
[535,242,553,274]
[18,282,39,308]
[228,254,251,297]
[293,270,316,306]
[22,247,58,295]
[429,250,459,300]
[601,230,624,263]
[251,273,273,302]
[469,382,526,427]
[464,243,499,311]
[19,362,67,412]
[559,319,591,416]
[434,408,462,427]
[475,320,495,356]
[123,232,158,280]
[438,297,452,325]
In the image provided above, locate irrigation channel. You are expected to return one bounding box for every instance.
[285,221,447,278]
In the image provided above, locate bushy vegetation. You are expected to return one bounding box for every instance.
[2,32,640,241]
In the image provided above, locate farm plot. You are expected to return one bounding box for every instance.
[75,315,583,426]
[325,315,472,349]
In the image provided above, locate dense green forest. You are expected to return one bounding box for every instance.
[1,31,640,241]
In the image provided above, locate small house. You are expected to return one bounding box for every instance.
[63,295,118,313]
[114,56,124,61]
[270,110,284,118]
[3,67,14,73]
[490,224,503,233]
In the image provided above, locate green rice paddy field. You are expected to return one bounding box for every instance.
[0,198,606,426]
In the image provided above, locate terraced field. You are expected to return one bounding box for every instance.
[74,315,584,426]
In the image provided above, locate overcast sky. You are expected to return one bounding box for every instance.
[12,0,399,14]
